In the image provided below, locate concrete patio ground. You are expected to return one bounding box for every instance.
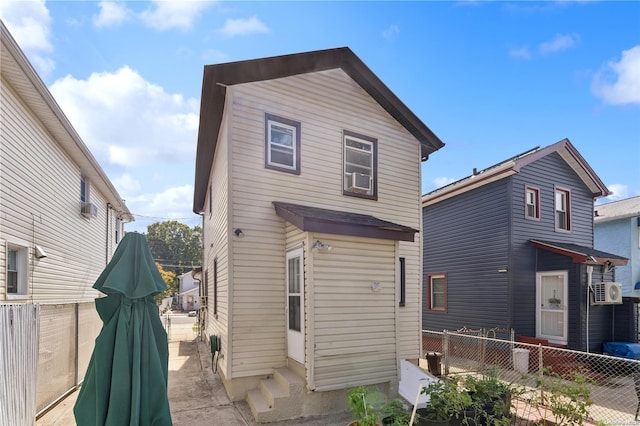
[36,314,352,426]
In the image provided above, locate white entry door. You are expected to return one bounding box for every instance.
[536,271,568,345]
[286,248,305,363]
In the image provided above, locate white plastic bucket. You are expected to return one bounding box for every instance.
[513,348,530,373]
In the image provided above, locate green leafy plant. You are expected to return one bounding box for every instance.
[460,372,514,425]
[381,399,412,426]
[347,385,382,426]
[421,378,472,421]
[530,367,594,425]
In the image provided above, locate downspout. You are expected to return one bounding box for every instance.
[106,203,112,264]
[586,265,593,353]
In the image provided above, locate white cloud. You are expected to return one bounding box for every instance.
[509,47,532,60]
[433,177,456,188]
[0,0,54,77]
[591,45,640,106]
[93,1,132,28]
[140,0,211,31]
[49,66,199,168]
[124,184,199,232]
[603,184,630,202]
[539,33,579,54]
[220,16,269,37]
[112,172,141,198]
[382,25,400,41]
[201,49,228,64]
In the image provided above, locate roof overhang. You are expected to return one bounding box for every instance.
[273,201,418,242]
[1,21,131,220]
[530,239,628,266]
[193,47,445,213]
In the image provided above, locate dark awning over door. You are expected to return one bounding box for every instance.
[530,239,628,266]
[273,201,419,242]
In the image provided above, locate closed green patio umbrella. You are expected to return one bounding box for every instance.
[74,232,172,426]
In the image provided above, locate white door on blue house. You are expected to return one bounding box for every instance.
[536,271,568,345]
[286,247,305,363]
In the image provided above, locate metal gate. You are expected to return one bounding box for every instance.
[0,303,40,426]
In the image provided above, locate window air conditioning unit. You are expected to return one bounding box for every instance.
[593,282,622,304]
[81,201,98,218]
[348,172,371,191]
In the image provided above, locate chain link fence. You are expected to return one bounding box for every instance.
[422,329,640,425]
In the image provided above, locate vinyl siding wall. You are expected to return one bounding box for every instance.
[1,76,117,303]
[594,218,636,294]
[224,69,422,380]
[203,107,231,377]
[422,178,511,332]
[510,153,595,340]
[312,234,396,391]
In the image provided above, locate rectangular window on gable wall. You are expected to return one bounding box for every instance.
[428,273,446,312]
[343,131,377,200]
[265,113,301,174]
[555,188,571,231]
[525,186,540,220]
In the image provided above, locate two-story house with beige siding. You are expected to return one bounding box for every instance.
[192,47,445,422]
[1,21,131,419]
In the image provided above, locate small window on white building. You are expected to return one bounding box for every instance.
[265,113,301,174]
[343,131,377,200]
[81,176,90,203]
[6,243,28,297]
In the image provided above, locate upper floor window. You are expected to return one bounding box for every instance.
[428,273,446,312]
[81,176,89,202]
[343,131,377,200]
[6,243,28,297]
[525,186,540,220]
[265,113,301,174]
[555,188,571,231]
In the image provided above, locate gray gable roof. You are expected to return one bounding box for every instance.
[422,138,610,206]
[594,196,640,223]
[193,47,445,213]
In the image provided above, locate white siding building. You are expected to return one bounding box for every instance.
[193,48,445,422]
[0,21,132,419]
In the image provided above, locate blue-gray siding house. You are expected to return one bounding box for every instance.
[422,139,629,352]
[594,196,640,342]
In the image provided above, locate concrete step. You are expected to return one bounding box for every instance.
[247,368,305,423]
[247,388,279,423]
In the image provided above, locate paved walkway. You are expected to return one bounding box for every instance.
[36,314,351,426]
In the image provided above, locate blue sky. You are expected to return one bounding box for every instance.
[1,1,638,233]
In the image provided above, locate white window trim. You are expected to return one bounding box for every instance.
[554,187,571,232]
[5,240,30,299]
[429,274,446,311]
[525,186,540,220]
[343,131,376,199]
[265,114,301,174]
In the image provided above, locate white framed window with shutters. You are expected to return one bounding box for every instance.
[6,241,29,298]
[265,113,301,174]
[343,130,377,200]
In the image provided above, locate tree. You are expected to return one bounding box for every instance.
[155,262,178,302]
[145,221,202,277]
